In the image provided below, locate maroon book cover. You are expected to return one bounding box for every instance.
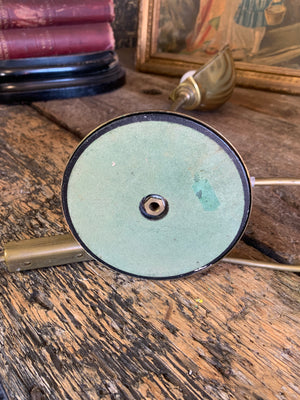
[0,22,115,59]
[0,0,115,29]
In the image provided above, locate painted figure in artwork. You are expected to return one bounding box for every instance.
[217,1,252,59]
[185,0,226,53]
[185,0,274,60]
[234,0,273,57]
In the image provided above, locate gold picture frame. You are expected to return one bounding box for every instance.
[136,0,300,94]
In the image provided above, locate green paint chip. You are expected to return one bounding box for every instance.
[192,178,220,211]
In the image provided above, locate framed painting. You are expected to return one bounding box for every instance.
[136,0,300,94]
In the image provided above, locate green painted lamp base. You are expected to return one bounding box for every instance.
[62,112,251,279]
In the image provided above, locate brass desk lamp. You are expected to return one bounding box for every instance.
[0,49,299,278]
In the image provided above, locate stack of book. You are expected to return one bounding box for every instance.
[0,0,125,102]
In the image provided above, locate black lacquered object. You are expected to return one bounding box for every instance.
[0,51,125,103]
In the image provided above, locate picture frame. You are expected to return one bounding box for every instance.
[136,0,300,94]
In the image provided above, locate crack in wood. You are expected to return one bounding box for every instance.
[0,382,8,400]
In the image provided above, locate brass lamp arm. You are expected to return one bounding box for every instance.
[252,177,300,186]
[223,176,300,272]
[222,257,300,272]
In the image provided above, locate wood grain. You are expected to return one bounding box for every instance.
[0,52,299,400]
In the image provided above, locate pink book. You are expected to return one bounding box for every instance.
[0,0,115,29]
[0,22,115,59]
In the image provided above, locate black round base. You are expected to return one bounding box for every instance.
[0,51,125,103]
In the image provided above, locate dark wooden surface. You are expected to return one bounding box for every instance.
[0,49,299,400]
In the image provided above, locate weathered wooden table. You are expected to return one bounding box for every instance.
[0,50,299,400]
